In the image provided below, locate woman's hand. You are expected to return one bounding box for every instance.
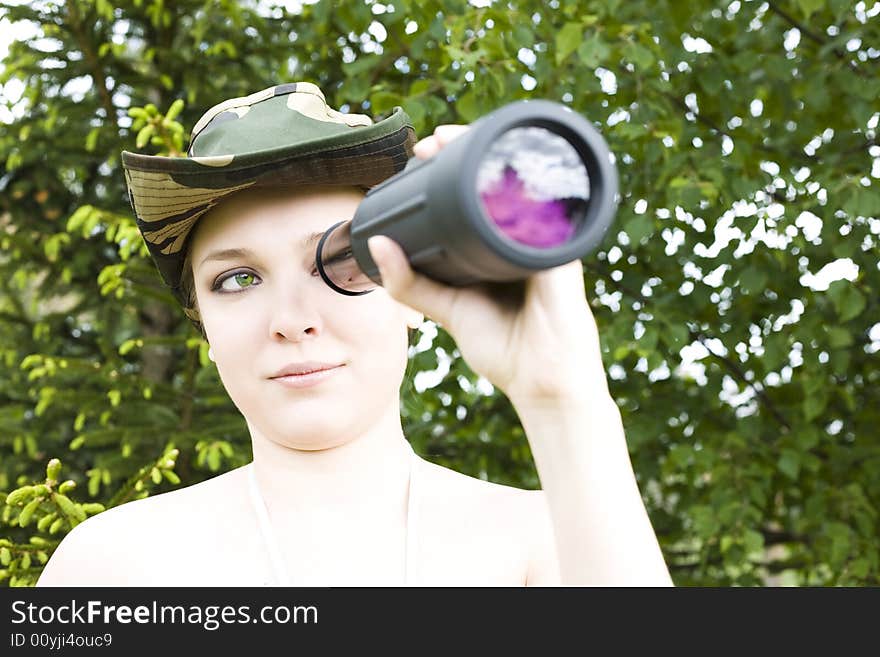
[367,124,611,408]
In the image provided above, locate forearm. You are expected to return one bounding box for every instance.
[512,392,673,586]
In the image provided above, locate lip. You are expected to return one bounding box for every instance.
[269,363,344,389]
[270,366,343,389]
[269,361,344,378]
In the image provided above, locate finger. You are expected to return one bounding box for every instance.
[413,135,439,159]
[433,124,470,145]
[413,125,470,159]
[367,235,458,329]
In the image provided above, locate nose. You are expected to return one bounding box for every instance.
[266,273,326,342]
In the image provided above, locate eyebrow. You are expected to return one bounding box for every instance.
[198,231,326,269]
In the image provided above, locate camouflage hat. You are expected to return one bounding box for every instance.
[121,81,416,327]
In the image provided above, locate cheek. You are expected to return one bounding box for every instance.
[342,301,409,374]
[202,309,262,391]
[213,346,257,402]
[215,322,257,356]
[346,296,407,344]
[199,288,264,336]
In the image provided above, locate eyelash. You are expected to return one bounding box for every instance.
[211,266,320,294]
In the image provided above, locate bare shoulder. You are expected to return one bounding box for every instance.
[36,466,250,587]
[418,455,538,517]
[416,456,560,585]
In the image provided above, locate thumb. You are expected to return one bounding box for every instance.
[367,235,403,286]
[367,235,457,328]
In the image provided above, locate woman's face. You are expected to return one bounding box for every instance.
[188,185,422,450]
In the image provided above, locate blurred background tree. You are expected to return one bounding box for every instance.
[0,0,877,587]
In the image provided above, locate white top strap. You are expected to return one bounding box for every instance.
[248,461,293,586]
[247,442,421,587]
[405,443,420,586]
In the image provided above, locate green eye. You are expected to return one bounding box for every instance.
[214,270,260,293]
[233,273,255,286]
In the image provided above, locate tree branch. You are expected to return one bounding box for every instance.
[64,2,116,120]
[765,1,827,47]
[584,260,794,434]
[693,330,792,434]
[765,2,872,75]
[658,87,828,168]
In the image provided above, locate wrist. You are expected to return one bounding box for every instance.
[506,378,615,414]
[510,385,630,464]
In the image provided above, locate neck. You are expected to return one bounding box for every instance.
[248,401,414,524]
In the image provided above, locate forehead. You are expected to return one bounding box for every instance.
[190,185,363,255]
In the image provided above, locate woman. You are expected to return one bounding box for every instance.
[36,83,671,586]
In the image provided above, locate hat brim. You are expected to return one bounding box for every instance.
[121,106,415,304]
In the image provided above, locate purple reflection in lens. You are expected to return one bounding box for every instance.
[479,166,576,248]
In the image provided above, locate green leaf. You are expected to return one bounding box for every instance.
[777,449,800,481]
[826,327,853,349]
[830,349,852,378]
[37,511,57,532]
[577,34,610,68]
[850,558,871,579]
[796,425,820,451]
[738,266,768,295]
[623,41,655,70]
[426,13,445,40]
[53,493,85,522]
[166,98,184,121]
[803,389,828,423]
[555,22,583,66]
[85,127,100,152]
[18,498,42,527]
[513,25,534,48]
[118,338,142,356]
[720,534,735,554]
[797,0,824,19]
[844,187,880,218]
[456,90,482,122]
[661,320,689,349]
[46,458,61,481]
[401,98,426,134]
[88,472,100,497]
[207,448,221,471]
[827,280,866,322]
[107,389,121,407]
[369,91,403,117]
[828,523,851,565]
[763,332,790,371]
[136,124,155,149]
[743,529,764,556]
[638,325,660,354]
[624,214,653,244]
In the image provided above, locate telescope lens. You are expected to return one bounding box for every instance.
[315,220,375,295]
[476,126,590,249]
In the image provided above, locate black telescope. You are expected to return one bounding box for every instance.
[315,99,619,296]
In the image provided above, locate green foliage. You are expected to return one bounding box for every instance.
[0,0,878,587]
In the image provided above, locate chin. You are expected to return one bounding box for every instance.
[265,409,349,437]
[273,434,349,452]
